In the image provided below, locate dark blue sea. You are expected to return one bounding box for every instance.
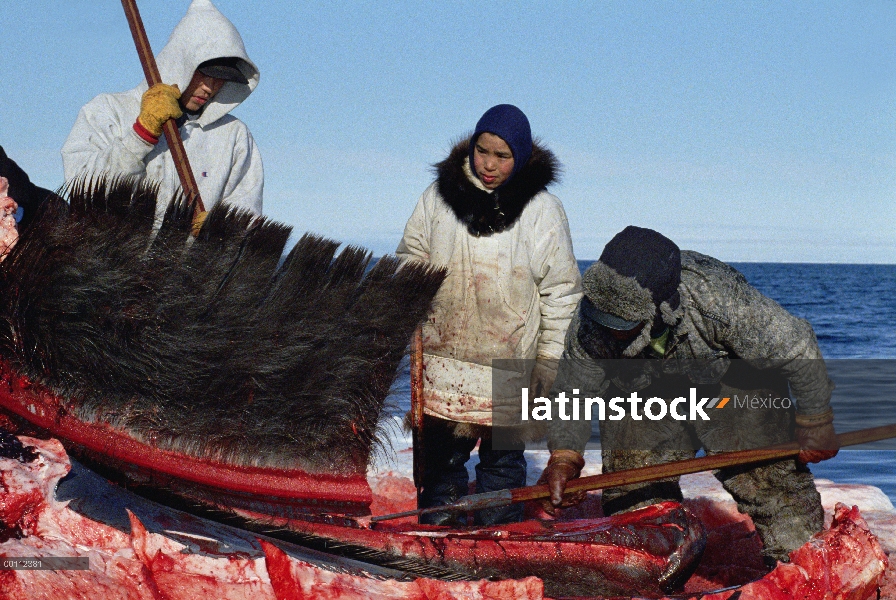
[391,261,896,503]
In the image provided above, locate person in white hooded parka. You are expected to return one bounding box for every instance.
[62,0,262,223]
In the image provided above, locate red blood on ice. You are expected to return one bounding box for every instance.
[0,436,889,600]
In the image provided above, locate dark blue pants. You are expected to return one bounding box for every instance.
[418,416,526,526]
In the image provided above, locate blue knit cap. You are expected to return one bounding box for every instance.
[468,104,533,185]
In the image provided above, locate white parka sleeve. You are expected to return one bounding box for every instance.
[62,94,153,181]
[529,195,583,360]
[395,189,432,263]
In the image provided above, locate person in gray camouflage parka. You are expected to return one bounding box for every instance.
[540,226,839,566]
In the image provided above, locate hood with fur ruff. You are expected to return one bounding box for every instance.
[434,138,559,236]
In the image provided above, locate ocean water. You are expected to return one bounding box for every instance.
[731,263,896,360]
[389,261,896,503]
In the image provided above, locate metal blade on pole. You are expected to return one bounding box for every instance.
[120,0,205,212]
[371,422,896,523]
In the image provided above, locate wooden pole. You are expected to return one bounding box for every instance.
[410,325,425,510]
[120,0,205,212]
[370,422,896,523]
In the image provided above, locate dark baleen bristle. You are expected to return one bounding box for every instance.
[0,176,446,474]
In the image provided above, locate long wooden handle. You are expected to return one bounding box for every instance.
[371,422,896,523]
[410,325,425,505]
[121,0,205,212]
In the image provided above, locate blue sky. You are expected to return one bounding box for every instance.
[2,1,894,262]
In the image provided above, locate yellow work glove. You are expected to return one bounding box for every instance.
[536,449,586,515]
[137,83,183,138]
[191,210,208,237]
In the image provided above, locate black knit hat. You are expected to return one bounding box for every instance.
[468,104,533,185]
[582,226,681,329]
[599,226,681,303]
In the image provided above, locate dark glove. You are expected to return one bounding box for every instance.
[137,83,183,139]
[795,409,839,464]
[537,449,586,515]
[529,358,558,399]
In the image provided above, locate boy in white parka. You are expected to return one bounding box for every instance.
[62,0,263,228]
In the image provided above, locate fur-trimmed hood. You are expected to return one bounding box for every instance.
[434,138,560,236]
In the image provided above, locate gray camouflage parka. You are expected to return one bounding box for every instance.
[547,251,834,453]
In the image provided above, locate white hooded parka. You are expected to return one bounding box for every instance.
[62,0,262,219]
